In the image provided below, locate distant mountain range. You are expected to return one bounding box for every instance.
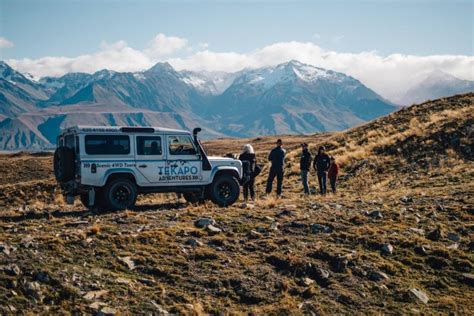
[2,59,469,150]
[399,70,474,105]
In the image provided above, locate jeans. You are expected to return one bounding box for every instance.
[329,176,337,193]
[266,168,284,196]
[301,170,310,194]
[317,172,327,195]
[243,177,255,201]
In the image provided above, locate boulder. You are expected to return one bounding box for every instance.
[195,218,216,228]
[408,288,429,304]
[381,244,394,255]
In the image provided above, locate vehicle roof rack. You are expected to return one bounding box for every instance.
[120,127,155,133]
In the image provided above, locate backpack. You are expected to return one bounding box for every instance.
[252,164,262,177]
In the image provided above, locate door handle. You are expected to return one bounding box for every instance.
[139,164,147,168]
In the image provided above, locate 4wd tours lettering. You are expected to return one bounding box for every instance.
[158,165,200,181]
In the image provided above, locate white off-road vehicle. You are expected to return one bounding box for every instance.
[53,126,242,210]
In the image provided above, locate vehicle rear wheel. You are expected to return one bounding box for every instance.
[103,178,137,211]
[183,192,206,204]
[209,174,240,207]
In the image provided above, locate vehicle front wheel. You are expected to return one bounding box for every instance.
[209,174,240,207]
[102,178,137,211]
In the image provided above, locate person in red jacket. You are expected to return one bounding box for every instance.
[328,156,339,193]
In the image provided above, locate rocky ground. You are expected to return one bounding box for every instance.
[0,94,473,314]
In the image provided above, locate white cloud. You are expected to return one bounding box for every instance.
[143,33,187,58]
[0,37,14,48]
[6,34,474,101]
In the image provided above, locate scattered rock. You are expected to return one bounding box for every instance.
[0,243,15,255]
[331,256,349,273]
[310,223,332,234]
[302,277,315,286]
[447,233,460,242]
[150,301,170,314]
[185,238,203,247]
[65,220,89,227]
[381,244,394,255]
[84,290,108,301]
[269,222,279,231]
[89,301,107,310]
[118,256,136,270]
[290,221,307,229]
[401,196,413,203]
[426,227,444,241]
[194,218,216,228]
[366,210,383,219]
[35,271,50,283]
[25,281,43,301]
[462,273,474,287]
[264,216,275,221]
[277,210,294,217]
[369,271,390,282]
[447,243,459,250]
[408,288,429,304]
[250,229,263,238]
[4,264,21,276]
[99,306,117,315]
[410,228,425,235]
[206,225,222,234]
[414,245,428,256]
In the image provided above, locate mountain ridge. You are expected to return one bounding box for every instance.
[1,60,402,150]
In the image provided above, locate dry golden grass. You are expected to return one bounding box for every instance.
[0,93,472,314]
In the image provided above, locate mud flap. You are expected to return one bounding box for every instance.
[88,188,96,207]
[66,195,74,205]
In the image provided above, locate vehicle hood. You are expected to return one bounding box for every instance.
[208,156,242,167]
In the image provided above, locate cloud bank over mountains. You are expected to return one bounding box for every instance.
[5,33,474,101]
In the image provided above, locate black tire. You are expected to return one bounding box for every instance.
[53,146,75,182]
[183,192,206,204]
[102,178,137,211]
[209,174,240,207]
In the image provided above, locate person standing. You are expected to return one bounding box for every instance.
[328,156,339,193]
[239,144,257,202]
[266,139,286,197]
[313,146,330,195]
[299,143,312,195]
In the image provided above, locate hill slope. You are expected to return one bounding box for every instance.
[0,95,472,314]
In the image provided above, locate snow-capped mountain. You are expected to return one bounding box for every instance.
[400,70,474,105]
[210,60,397,136]
[1,60,400,150]
[178,70,237,95]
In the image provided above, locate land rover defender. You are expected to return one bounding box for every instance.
[53,126,242,210]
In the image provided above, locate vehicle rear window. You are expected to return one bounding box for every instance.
[85,135,130,155]
[137,136,162,155]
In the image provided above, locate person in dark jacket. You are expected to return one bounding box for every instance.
[239,144,257,201]
[313,146,331,195]
[328,156,339,193]
[266,139,286,197]
[300,143,312,195]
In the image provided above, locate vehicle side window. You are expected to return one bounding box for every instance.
[168,135,197,155]
[137,136,162,155]
[85,135,130,155]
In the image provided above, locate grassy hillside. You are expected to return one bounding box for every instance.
[0,93,472,314]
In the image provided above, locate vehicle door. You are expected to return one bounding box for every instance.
[134,134,168,185]
[166,134,203,185]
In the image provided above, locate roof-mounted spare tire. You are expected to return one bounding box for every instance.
[54,146,75,182]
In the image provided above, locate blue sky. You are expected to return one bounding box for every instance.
[1,0,472,59]
[1,0,473,100]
